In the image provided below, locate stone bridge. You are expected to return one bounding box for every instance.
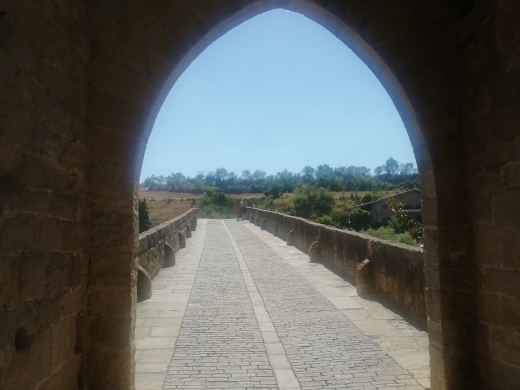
[135,216,430,390]
[137,209,202,301]
[2,1,520,389]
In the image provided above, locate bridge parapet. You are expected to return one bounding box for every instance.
[138,208,202,284]
[247,207,425,326]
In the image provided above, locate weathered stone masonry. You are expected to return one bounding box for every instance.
[248,208,426,327]
[1,1,520,389]
[137,209,201,299]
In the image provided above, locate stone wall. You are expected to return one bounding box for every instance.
[138,209,201,281]
[247,208,426,326]
[0,1,90,389]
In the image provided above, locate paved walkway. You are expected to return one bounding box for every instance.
[135,219,430,390]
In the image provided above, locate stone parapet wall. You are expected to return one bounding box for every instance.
[138,209,202,280]
[247,208,426,326]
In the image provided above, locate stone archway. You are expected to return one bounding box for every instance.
[3,1,519,389]
[84,2,472,388]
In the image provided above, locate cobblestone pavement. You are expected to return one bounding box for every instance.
[135,219,429,390]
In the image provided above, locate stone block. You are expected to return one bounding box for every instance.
[501,160,520,189]
[503,225,520,268]
[501,296,520,332]
[482,267,520,298]
[494,189,520,225]
[39,355,80,390]
[490,328,520,363]
[51,318,75,369]
[477,292,501,326]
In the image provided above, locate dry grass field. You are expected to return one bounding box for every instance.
[138,189,264,221]
[138,189,399,222]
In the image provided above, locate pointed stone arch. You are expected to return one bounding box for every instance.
[80,0,504,387]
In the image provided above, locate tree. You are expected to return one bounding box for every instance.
[386,198,423,242]
[277,169,294,192]
[291,185,334,218]
[301,166,315,183]
[226,172,237,186]
[399,163,414,175]
[138,199,151,233]
[374,166,384,176]
[241,170,252,182]
[384,157,399,175]
[215,168,228,187]
[252,170,266,183]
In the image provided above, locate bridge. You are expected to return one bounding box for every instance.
[135,216,429,390]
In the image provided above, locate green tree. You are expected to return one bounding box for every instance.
[301,166,315,183]
[291,185,334,218]
[399,163,414,175]
[384,157,399,175]
[241,170,252,182]
[138,198,151,233]
[386,198,423,241]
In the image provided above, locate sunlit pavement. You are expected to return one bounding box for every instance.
[135,219,430,390]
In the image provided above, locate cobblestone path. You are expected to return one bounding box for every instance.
[135,219,429,390]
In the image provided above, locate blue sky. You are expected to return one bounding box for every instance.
[140,10,415,181]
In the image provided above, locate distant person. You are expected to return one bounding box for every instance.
[240,198,247,221]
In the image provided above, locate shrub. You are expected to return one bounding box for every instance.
[199,187,235,218]
[362,226,418,246]
[264,183,283,199]
[315,215,342,229]
[347,208,372,231]
[386,198,423,242]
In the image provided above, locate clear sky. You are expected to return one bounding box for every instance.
[140,9,415,181]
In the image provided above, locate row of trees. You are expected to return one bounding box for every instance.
[141,158,419,194]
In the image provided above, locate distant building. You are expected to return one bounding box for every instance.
[354,189,422,224]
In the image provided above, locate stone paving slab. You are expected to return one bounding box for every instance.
[241,221,430,389]
[135,219,430,390]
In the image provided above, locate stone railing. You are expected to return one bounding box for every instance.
[247,208,426,326]
[137,208,202,301]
